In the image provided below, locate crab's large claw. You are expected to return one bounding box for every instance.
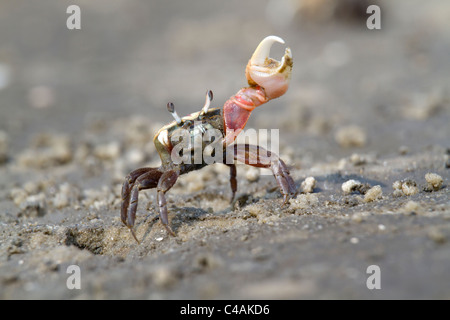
[222,36,293,146]
[245,35,293,100]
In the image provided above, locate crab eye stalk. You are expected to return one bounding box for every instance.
[167,102,182,125]
[200,90,213,116]
[245,35,293,100]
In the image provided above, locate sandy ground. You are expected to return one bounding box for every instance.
[0,0,449,299]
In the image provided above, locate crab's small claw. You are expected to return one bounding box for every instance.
[245,35,293,100]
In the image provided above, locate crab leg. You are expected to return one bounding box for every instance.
[121,167,159,225]
[121,167,163,243]
[225,163,237,203]
[231,144,297,204]
[156,170,179,236]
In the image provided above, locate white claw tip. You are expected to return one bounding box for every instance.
[265,35,285,44]
[251,35,286,65]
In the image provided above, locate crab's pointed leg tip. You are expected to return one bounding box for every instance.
[129,227,140,244]
[282,194,291,207]
[164,225,176,237]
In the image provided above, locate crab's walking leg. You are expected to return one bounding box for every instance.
[225,163,237,203]
[121,167,157,225]
[156,170,179,236]
[231,144,297,204]
[121,167,163,243]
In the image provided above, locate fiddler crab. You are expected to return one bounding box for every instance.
[121,35,296,242]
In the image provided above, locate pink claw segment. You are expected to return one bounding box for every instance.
[223,86,269,145]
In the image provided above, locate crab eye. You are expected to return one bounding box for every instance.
[200,90,214,116]
[167,102,182,125]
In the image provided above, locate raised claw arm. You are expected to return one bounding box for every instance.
[223,35,293,145]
